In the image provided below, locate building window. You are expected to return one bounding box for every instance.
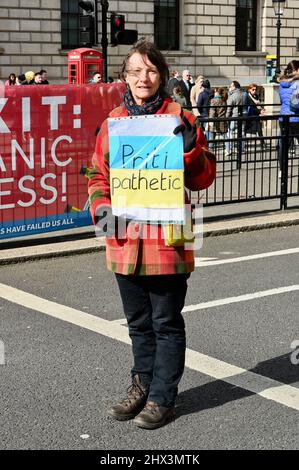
[61,0,80,49]
[154,1,179,50]
[236,0,258,51]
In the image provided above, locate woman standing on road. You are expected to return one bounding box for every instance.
[88,40,216,430]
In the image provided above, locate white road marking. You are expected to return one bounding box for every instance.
[0,283,131,345]
[185,350,299,412]
[111,318,127,324]
[0,282,298,412]
[195,246,299,267]
[182,285,299,312]
[112,284,299,320]
[196,257,218,262]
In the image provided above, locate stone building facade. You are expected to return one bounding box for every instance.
[0,0,298,86]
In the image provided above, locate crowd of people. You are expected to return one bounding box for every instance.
[167,64,299,163]
[4,69,49,86]
[166,69,267,155]
[4,70,116,86]
[5,60,298,168]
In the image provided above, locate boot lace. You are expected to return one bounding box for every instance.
[143,401,159,415]
[120,378,146,406]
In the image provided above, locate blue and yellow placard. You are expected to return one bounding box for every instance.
[108,114,184,223]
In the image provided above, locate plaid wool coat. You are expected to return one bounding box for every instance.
[88,98,216,275]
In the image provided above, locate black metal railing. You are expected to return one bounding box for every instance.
[189,106,299,210]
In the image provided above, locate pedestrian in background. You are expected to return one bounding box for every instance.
[16,74,26,85]
[167,69,180,97]
[190,75,205,117]
[24,71,35,85]
[244,83,265,148]
[89,71,102,83]
[5,73,17,86]
[225,80,247,156]
[278,60,299,175]
[39,69,49,84]
[178,69,194,108]
[206,87,228,150]
[34,72,43,85]
[172,85,187,109]
[88,39,216,430]
[196,79,213,131]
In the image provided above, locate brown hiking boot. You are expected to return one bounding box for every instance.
[107,375,148,421]
[133,401,176,429]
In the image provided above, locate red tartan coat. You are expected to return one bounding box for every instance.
[88,98,216,275]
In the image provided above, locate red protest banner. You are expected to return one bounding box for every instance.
[0,82,125,239]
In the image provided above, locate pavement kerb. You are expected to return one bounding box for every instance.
[203,211,299,236]
[1,211,299,265]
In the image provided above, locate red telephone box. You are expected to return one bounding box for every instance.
[68,48,103,84]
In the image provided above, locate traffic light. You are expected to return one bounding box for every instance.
[79,0,96,47]
[110,13,138,46]
[110,14,125,46]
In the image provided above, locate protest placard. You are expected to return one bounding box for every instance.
[108,114,184,223]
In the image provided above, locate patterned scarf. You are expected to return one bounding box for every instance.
[124,88,164,115]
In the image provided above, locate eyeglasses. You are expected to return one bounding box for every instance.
[126,68,159,78]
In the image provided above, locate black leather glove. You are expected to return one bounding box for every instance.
[173,115,197,153]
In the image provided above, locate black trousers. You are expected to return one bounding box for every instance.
[278,121,299,170]
[115,273,190,408]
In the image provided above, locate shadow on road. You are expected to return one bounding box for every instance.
[177,352,299,417]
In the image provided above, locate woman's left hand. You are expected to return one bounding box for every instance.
[173,116,197,153]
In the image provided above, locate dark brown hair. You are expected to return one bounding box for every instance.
[284,60,299,76]
[215,87,227,101]
[8,73,16,85]
[120,39,169,91]
[173,86,183,96]
[232,80,241,89]
[247,83,258,91]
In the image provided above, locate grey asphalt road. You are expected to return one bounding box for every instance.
[0,225,298,450]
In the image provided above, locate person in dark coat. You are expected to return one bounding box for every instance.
[34,72,43,84]
[196,79,213,130]
[178,69,194,109]
[224,80,247,156]
[167,69,180,97]
[39,69,49,84]
[244,83,265,146]
[16,73,26,85]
